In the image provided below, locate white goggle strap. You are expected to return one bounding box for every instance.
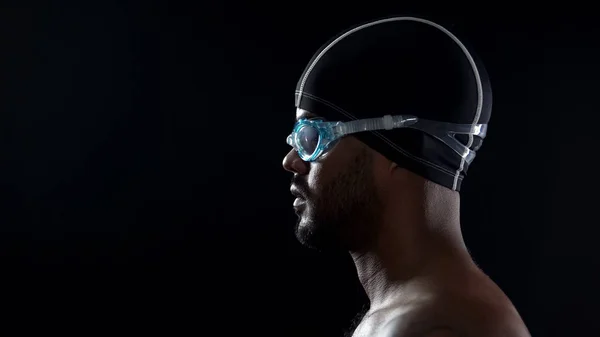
[333,115,487,165]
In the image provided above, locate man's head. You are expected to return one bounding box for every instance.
[283,109,430,252]
[283,17,492,251]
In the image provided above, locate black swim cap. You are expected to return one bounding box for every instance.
[295,17,492,191]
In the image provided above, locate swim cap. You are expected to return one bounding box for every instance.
[295,17,492,191]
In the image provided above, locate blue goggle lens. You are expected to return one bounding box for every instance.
[298,125,319,156]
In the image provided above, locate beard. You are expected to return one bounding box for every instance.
[294,148,382,253]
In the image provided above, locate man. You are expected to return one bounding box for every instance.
[282,17,531,337]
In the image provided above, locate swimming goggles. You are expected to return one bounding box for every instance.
[286,115,487,164]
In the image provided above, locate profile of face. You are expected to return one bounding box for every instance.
[282,109,384,252]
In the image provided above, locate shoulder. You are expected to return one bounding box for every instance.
[440,293,530,337]
[378,294,530,337]
[380,318,528,337]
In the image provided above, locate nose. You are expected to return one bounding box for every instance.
[282,148,308,175]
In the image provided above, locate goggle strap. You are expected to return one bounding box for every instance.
[335,115,418,136]
[334,115,487,164]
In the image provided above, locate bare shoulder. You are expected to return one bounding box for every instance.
[377,290,531,337]
[450,280,532,337]
[444,295,531,337]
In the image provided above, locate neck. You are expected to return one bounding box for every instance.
[349,180,473,311]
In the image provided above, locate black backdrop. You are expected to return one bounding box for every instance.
[2,2,599,336]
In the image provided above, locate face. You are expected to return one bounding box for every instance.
[282,109,384,252]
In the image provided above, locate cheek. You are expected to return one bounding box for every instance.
[306,141,350,193]
[307,161,342,198]
[372,157,391,197]
[307,163,326,192]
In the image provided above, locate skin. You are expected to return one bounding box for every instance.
[282,108,531,337]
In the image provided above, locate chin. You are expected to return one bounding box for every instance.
[294,218,343,253]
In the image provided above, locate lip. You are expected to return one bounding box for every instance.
[293,198,306,215]
[293,197,306,208]
[290,186,306,200]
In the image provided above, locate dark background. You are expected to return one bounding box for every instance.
[2,2,599,335]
